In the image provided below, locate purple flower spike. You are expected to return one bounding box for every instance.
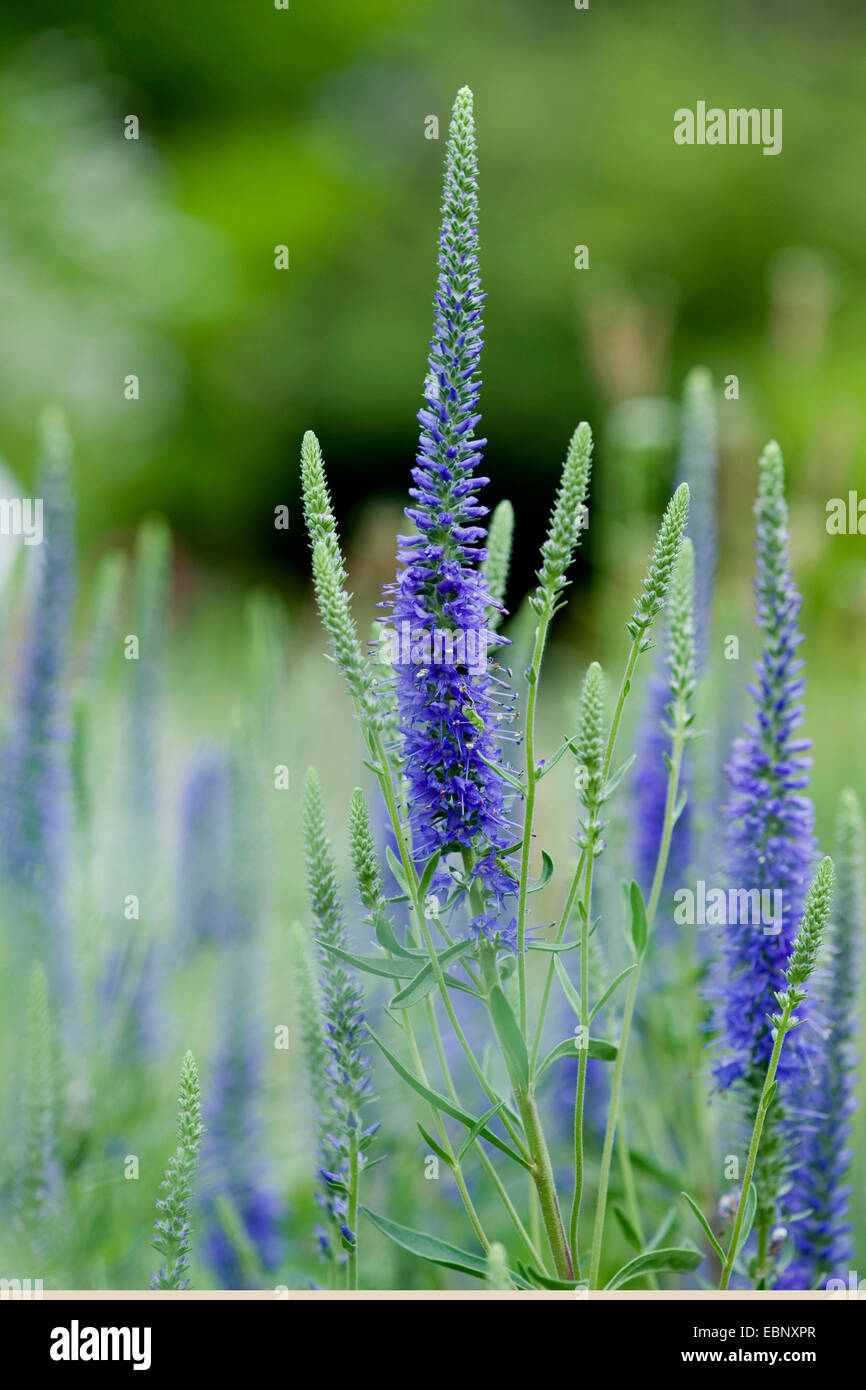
[0,410,76,1006]
[383,87,515,911]
[709,442,817,1284]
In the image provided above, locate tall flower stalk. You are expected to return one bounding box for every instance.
[568,660,606,1265]
[588,530,696,1288]
[384,86,515,893]
[711,442,816,1284]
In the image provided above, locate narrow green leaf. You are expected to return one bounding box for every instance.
[534,1034,618,1082]
[734,1183,758,1259]
[317,941,417,979]
[602,752,637,801]
[515,1259,585,1291]
[417,1124,454,1169]
[590,963,638,1021]
[526,850,554,894]
[320,939,477,996]
[373,912,421,960]
[604,1247,702,1290]
[389,939,474,1009]
[488,985,530,1091]
[629,879,648,957]
[385,846,410,893]
[368,1029,531,1169]
[681,1191,725,1262]
[477,751,524,791]
[417,849,443,904]
[361,1207,488,1278]
[456,1100,507,1163]
[536,736,578,780]
[553,954,582,1019]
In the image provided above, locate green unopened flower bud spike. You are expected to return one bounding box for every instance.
[311,540,377,724]
[568,660,606,1269]
[483,498,515,632]
[301,430,345,578]
[628,481,691,653]
[532,422,593,615]
[664,536,697,730]
[151,1051,205,1290]
[517,424,594,1029]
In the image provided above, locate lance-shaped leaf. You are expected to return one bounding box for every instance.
[605,1247,702,1290]
[368,1029,530,1169]
[488,985,530,1092]
[389,939,476,1008]
[534,1034,618,1083]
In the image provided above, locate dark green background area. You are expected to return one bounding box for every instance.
[0,0,863,597]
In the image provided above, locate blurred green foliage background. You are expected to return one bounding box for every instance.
[0,1,863,564]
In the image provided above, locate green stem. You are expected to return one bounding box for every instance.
[426,996,544,1266]
[403,1005,489,1251]
[519,1090,573,1279]
[370,727,527,1154]
[532,638,639,1068]
[530,847,587,1071]
[368,747,492,1251]
[602,638,642,784]
[719,1000,792,1291]
[529,1176,542,1257]
[568,838,596,1269]
[369,728,522,1150]
[479,944,573,1280]
[589,964,639,1289]
[415,904,528,1154]
[516,610,552,1032]
[366,729,546,1259]
[588,724,685,1289]
[346,706,503,1257]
